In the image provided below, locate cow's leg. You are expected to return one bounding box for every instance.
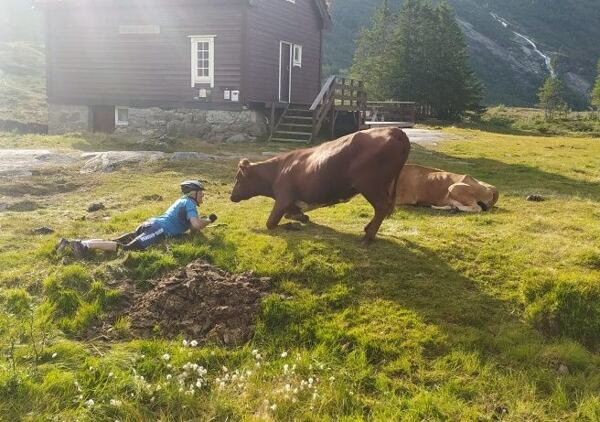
[283,205,310,223]
[266,199,294,230]
[360,190,395,244]
[431,205,453,210]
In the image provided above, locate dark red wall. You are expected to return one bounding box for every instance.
[45,0,325,107]
[46,0,244,107]
[244,0,323,105]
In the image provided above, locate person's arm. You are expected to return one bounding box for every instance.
[189,213,217,232]
[189,216,211,232]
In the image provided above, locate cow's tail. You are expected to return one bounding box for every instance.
[387,128,411,216]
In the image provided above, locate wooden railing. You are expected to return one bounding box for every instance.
[310,76,367,141]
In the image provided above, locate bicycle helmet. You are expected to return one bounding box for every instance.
[180,180,205,194]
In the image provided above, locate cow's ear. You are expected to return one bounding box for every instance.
[239,158,250,172]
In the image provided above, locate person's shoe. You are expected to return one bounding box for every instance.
[71,240,89,259]
[56,238,71,253]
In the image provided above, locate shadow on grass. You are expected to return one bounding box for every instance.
[261,220,541,366]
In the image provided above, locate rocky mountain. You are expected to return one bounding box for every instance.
[324,0,600,107]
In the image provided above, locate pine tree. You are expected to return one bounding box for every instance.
[352,0,482,119]
[538,76,565,121]
[350,0,395,100]
[591,59,600,118]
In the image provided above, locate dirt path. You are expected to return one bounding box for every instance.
[0,129,455,177]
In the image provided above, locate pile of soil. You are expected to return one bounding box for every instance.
[115,260,271,345]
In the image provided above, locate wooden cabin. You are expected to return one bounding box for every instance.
[40,0,338,141]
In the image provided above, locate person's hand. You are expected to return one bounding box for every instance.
[208,213,217,222]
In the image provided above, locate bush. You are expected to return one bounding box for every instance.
[523,275,600,348]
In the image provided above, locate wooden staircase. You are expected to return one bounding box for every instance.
[268,103,313,143]
[268,76,367,144]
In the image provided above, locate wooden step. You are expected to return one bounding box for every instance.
[282,116,312,121]
[279,123,312,128]
[274,131,311,137]
[270,137,310,143]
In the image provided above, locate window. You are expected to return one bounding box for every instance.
[115,107,129,126]
[190,35,215,87]
[293,44,302,67]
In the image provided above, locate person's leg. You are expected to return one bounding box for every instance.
[80,239,119,252]
[122,223,165,251]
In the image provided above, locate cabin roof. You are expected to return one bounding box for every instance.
[36,0,332,28]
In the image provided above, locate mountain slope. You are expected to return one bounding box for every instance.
[0,0,45,123]
[324,0,600,107]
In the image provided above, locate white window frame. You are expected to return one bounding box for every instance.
[189,35,216,88]
[293,44,302,67]
[115,106,129,126]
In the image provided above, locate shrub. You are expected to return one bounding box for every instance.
[523,275,600,348]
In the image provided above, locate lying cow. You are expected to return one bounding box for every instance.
[395,164,499,212]
[230,127,411,243]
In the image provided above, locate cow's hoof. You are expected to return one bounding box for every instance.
[360,237,374,247]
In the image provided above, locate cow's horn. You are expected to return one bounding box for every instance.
[239,158,251,169]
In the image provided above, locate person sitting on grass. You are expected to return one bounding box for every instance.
[57,180,217,258]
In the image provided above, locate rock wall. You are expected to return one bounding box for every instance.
[116,107,268,142]
[48,104,268,142]
[48,104,89,134]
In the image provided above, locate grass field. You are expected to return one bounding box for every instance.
[0,128,599,420]
[465,106,600,138]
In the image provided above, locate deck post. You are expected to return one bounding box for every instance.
[269,103,276,138]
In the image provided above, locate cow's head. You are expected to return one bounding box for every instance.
[230,158,269,202]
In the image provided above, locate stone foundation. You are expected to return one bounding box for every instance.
[116,107,268,142]
[48,104,90,134]
[48,104,268,142]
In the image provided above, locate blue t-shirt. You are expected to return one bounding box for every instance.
[151,197,199,236]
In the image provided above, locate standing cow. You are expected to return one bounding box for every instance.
[230,127,411,243]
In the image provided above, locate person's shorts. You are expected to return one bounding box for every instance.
[128,221,165,250]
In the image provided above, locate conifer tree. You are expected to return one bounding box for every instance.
[352,0,482,119]
[350,0,395,100]
[538,76,565,121]
[591,59,600,118]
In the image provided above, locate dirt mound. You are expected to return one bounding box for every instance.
[118,260,271,345]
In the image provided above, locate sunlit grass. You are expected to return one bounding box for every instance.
[0,129,599,419]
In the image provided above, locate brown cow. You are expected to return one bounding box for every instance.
[395,164,499,212]
[230,127,411,243]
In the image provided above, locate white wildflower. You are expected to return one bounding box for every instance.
[222,366,228,373]
[166,374,172,380]
[84,399,94,407]
[251,349,258,356]
[283,364,289,374]
[196,379,203,388]
[270,404,277,411]
[308,377,314,385]
[182,339,188,347]
[110,399,122,407]
[329,376,335,382]
[285,384,291,392]
[108,372,114,378]
[246,370,252,377]
[281,351,288,358]
[190,340,198,347]
[162,353,170,361]
[51,352,58,359]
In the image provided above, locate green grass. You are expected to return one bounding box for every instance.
[0,129,600,420]
[464,106,600,137]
